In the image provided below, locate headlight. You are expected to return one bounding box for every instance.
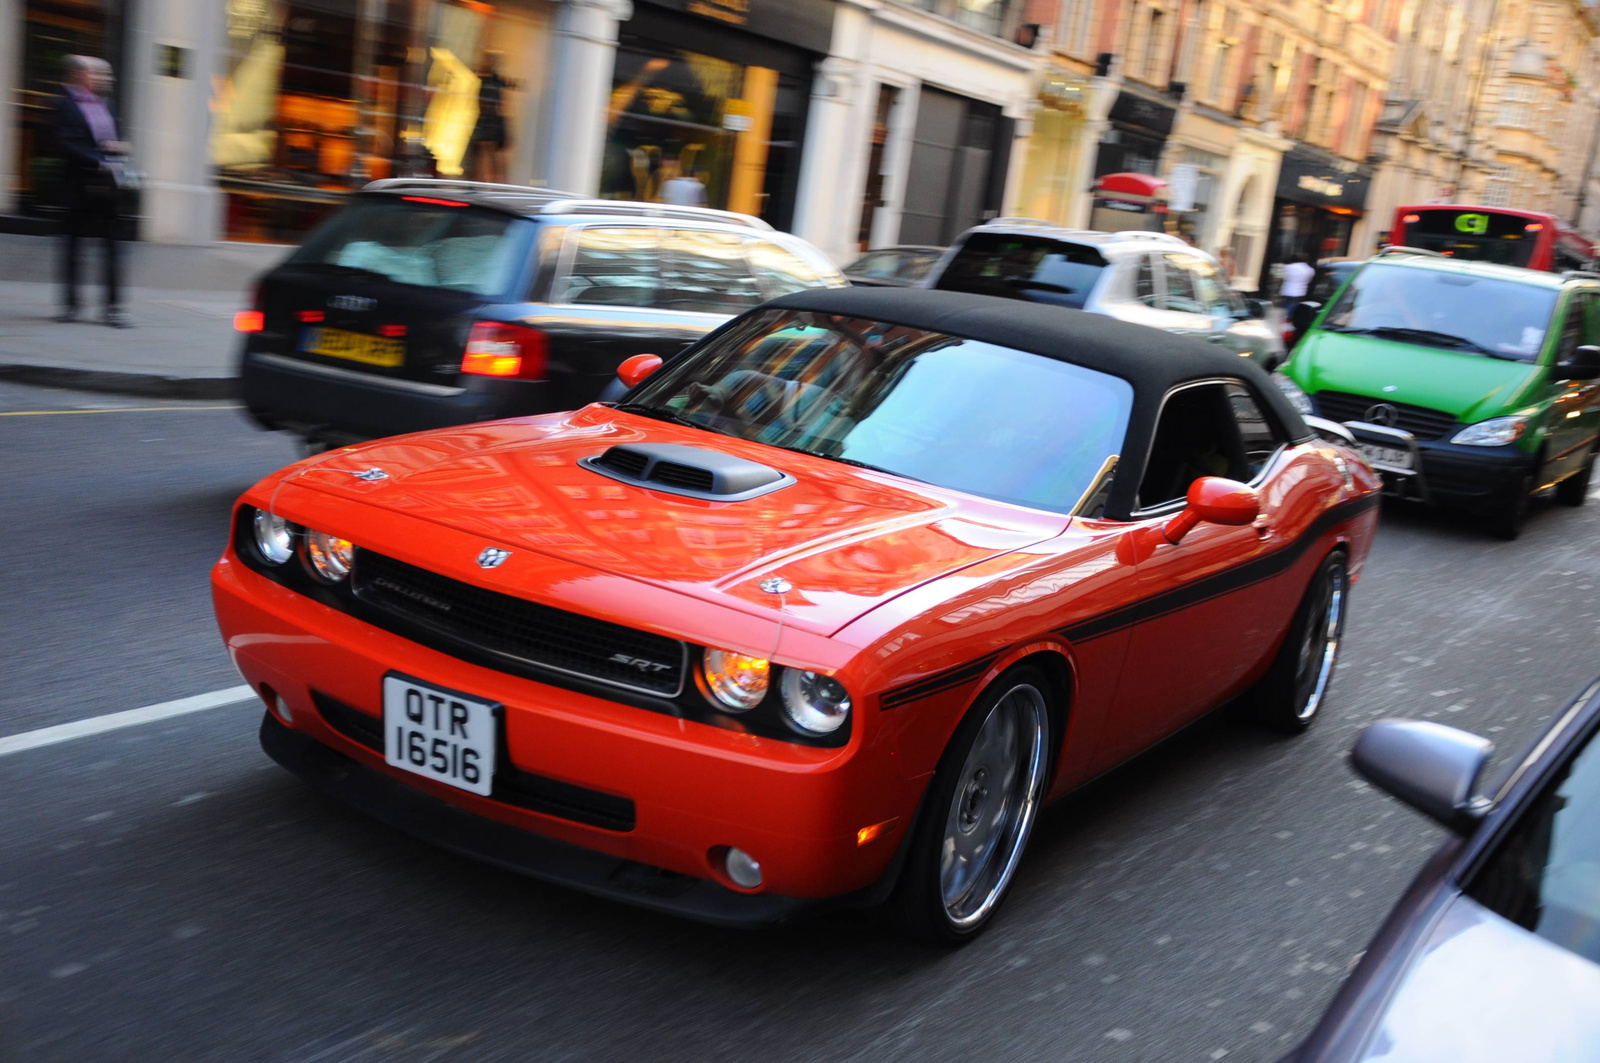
[1272,371,1314,415]
[702,648,770,711]
[305,529,355,581]
[1452,415,1529,447]
[252,509,294,565]
[780,669,852,735]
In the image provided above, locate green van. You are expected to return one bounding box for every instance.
[1276,250,1600,539]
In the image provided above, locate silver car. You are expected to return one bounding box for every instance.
[924,221,1286,369]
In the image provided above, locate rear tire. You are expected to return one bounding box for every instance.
[893,665,1053,945]
[1555,449,1595,507]
[1252,549,1348,734]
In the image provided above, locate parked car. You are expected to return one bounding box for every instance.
[215,286,1378,942]
[1284,679,1600,1062]
[843,245,945,287]
[1284,259,1361,349]
[924,220,1286,368]
[235,178,846,451]
[1277,249,1600,538]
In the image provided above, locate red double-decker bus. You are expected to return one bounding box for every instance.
[1390,205,1595,272]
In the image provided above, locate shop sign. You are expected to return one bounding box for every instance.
[1276,146,1371,210]
[1168,163,1199,212]
[1108,91,1175,137]
[723,99,753,131]
[1297,174,1343,198]
[639,0,835,52]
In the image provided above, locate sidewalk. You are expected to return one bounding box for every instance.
[0,235,289,399]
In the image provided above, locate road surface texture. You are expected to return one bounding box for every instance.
[3,379,1596,1061]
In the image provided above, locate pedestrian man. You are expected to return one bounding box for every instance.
[1279,253,1314,321]
[54,55,131,328]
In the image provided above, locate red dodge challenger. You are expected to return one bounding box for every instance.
[213,287,1379,942]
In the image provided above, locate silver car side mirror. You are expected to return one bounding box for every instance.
[1351,719,1494,833]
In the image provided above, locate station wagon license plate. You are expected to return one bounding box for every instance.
[300,326,404,368]
[1357,443,1414,471]
[383,675,496,796]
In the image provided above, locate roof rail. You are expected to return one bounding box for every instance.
[983,216,1064,228]
[1561,269,1600,282]
[1112,230,1189,246]
[363,178,582,201]
[1375,244,1445,258]
[537,199,774,231]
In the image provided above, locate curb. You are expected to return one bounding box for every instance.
[0,363,239,401]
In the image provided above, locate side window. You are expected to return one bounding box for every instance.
[1189,262,1227,314]
[1586,292,1600,346]
[749,239,832,298]
[1226,381,1286,478]
[1160,254,1204,313]
[562,226,661,306]
[1559,294,1587,358]
[1134,255,1160,307]
[1136,383,1251,510]
[660,229,761,314]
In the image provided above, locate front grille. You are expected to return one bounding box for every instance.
[311,691,637,832]
[351,551,686,696]
[1313,391,1460,441]
[649,462,715,492]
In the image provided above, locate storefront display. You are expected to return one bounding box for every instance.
[1263,144,1373,284]
[212,0,547,243]
[1015,72,1089,226]
[600,0,833,231]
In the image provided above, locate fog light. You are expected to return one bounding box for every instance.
[725,847,763,889]
[274,695,293,724]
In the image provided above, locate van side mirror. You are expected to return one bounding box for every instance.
[1290,300,1322,335]
[1243,298,1266,319]
[617,353,663,389]
[1351,719,1493,832]
[1162,476,1259,544]
[1553,344,1600,382]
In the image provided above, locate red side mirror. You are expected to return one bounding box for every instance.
[1163,476,1260,544]
[617,353,663,389]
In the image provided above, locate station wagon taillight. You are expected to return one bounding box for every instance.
[462,322,548,379]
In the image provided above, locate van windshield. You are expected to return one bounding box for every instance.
[1321,263,1558,362]
[289,197,527,297]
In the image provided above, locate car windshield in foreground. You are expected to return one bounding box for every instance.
[1467,720,1600,967]
[288,197,527,297]
[933,233,1107,310]
[626,309,1133,513]
[1320,263,1558,362]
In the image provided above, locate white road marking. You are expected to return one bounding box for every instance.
[0,686,254,757]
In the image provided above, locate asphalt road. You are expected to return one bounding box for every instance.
[4,378,1599,1062]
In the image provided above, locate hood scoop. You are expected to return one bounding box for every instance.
[580,442,794,501]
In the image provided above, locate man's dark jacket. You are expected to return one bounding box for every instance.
[52,92,113,210]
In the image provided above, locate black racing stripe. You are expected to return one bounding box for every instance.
[880,653,1000,709]
[875,492,1378,710]
[1061,492,1379,644]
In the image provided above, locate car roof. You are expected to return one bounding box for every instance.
[963,222,1199,255]
[763,287,1311,519]
[1360,251,1572,289]
[359,178,778,233]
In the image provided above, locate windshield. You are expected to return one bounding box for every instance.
[1321,263,1559,362]
[933,233,1107,310]
[626,309,1133,513]
[1468,719,1600,966]
[1399,210,1541,267]
[289,197,528,296]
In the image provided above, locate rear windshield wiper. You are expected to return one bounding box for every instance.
[1327,326,1511,358]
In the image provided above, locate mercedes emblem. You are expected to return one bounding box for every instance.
[1363,403,1401,428]
[477,547,511,569]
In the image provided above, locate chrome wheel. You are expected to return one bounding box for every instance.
[939,683,1049,929]
[1292,561,1346,722]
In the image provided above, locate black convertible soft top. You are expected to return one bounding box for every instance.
[766,286,1311,519]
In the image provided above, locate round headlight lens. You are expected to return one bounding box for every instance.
[305,529,355,582]
[702,648,770,712]
[780,669,852,735]
[252,509,295,565]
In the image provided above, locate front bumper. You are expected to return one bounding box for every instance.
[239,347,550,441]
[214,555,913,911]
[1341,420,1535,513]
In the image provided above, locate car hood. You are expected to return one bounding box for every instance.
[282,406,1065,635]
[1290,331,1541,422]
[1347,894,1600,1062]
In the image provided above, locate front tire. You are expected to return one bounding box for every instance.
[1555,448,1595,507]
[893,666,1053,945]
[1252,549,1348,734]
[1488,469,1535,540]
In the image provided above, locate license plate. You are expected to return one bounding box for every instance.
[301,326,404,368]
[383,675,497,796]
[1357,443,1415,471]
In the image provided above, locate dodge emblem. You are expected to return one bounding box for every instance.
[1363,403,1400,428]
[477,547,511,569]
